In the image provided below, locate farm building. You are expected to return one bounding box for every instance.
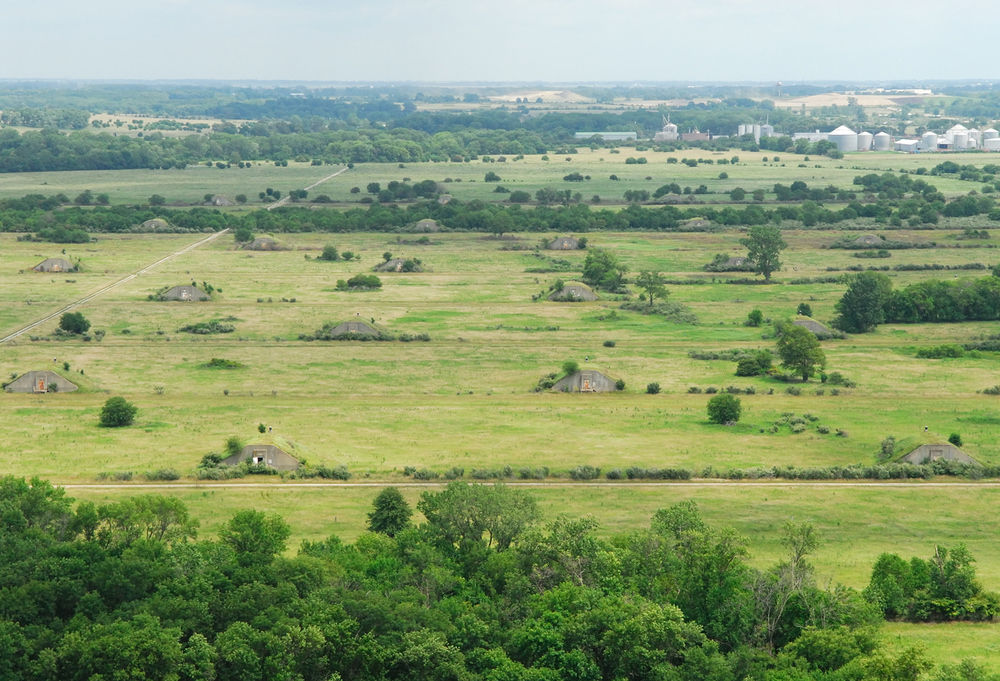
[793,318,833,336]
[207,195,235,207]
[160,285,209,301]
[243,237,287,251]
[327,320,378,336]
[415,219,440,232]
[222,443,301,471]
[5,370,78,394]
[33,258,75,273]
[375,258,422,272]
[548,237,580,250]
[552,370,619,393]
[853,234,883,246]
[549,283,599,301]
[898,443,979,466]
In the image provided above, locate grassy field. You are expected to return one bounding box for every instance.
[0,147,988,206]
[4,229,1000,480]
[5,213,1000,664]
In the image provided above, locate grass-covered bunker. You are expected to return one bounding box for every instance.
[33,258,75,273]
[552,370,619,393]
[222,443,301,471]
[5,370,78,393]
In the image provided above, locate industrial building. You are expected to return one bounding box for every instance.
[653,115,678,142]
[737,116,776,143]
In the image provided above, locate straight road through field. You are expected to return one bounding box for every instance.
[266,166,349,210]
[60,480,1000,490]
[0,229,230,344]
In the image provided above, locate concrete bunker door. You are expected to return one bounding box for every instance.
[929,447,944,462]
[581,372,594,392]
[181,289,190,300]
[36,377,47,393]
[252,448,268,466]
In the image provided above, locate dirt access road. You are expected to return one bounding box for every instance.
[0,229,230,345]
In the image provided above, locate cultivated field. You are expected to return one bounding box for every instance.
[5,205,1000,662]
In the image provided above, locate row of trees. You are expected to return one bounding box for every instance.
[833,270,1000,332]
[0,475,983,681]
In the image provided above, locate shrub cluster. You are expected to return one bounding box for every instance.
[915,344,966,359]
[471,466,514,480]
[177,320,235,334]
[568,465,601,480]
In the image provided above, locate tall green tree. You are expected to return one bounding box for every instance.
[740,224,787,282]
[582,249,628,292]
[220,510,291,567]
[833,271,893,333]
[775,325,826,381]
[368,487,413,537]
[635,271,668,308]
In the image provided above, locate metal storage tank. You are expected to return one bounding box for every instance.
[738,124,747,137]
[984,128,999,140]
[971,130,982,144]
[857,131,873,150]
[953,131,969,149]
[875,132,894,151]
[919,132,937,150]
[985,138,1000,151]
[828,125,859,152]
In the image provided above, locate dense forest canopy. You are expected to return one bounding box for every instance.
[0,475,993,681]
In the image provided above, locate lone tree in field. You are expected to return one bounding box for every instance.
[99,396,138,428]
[233,224,254,243]
[707,393,742,424]
[776,325,826,381]
[367,487,413,537]
[562,360,580,376]
[319,245,339,261]
[740,224,787,282]
[635,271,668,308]
[59,311,91,335]
[582,248,628,292]
[832,271,893,333]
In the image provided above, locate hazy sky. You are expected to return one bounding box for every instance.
[2,0,996,83]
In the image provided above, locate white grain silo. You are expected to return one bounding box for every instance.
[875,131,893,151]
[828,125,859,152]
[953,131,970,150]
[919,132,937,151]
[985,138,1000,151]
[761,122,775,138]
[738,124,748,137]
[857,131,873,151]
[971,130,982,144]
[945,124,969,144]
[984,128,999,140]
